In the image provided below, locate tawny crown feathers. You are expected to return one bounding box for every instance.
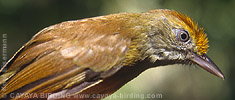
[171,10,209,54]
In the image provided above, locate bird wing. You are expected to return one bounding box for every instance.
[0,20,131,99]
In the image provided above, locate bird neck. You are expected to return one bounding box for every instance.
[120,12,184,67]
[115,13,169,66]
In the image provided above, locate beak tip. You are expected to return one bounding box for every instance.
[219,74,225,80]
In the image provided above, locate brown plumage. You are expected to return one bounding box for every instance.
[0,9,224,100]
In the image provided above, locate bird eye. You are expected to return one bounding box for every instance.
[177,30,190,42]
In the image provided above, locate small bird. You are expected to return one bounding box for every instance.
[0,9,224,100]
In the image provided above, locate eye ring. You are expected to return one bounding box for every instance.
[177,30,190,42]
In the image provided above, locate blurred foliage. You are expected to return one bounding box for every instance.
[0,0,234,100]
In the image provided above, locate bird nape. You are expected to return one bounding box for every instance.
[0,9,224,100]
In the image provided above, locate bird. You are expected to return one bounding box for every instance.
[0,9,224,100]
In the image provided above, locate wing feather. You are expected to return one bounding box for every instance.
[0,19,132,99]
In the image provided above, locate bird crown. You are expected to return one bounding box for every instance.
[171,10,209,55]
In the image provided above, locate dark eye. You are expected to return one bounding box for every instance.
[177,30,190,42]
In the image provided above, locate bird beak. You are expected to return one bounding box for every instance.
[189,52,225,80]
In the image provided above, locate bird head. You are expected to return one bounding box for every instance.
[138,9,224,79]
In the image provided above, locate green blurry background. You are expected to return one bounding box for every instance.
[0,0,234,100]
